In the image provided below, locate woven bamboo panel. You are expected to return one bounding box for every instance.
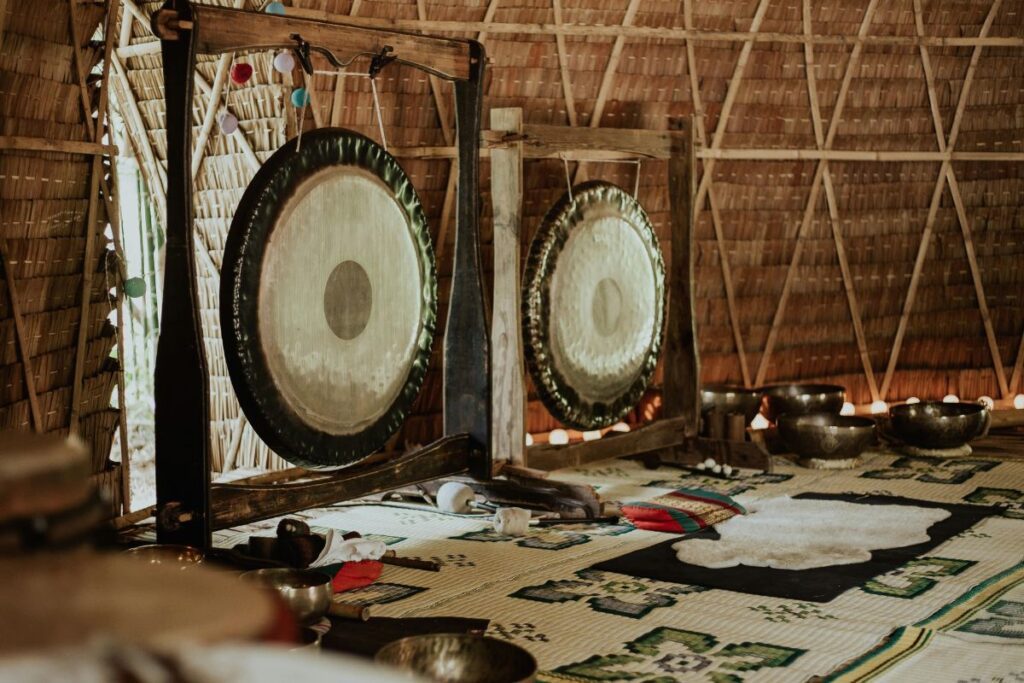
[0,0,123,508]
[111,0,1024,469]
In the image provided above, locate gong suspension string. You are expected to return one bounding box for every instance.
[560,154,575,206]
[559,155,643,201]
[316,69,388,151]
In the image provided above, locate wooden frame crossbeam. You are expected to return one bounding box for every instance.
[880,0,1007,400]
[181,4,472,80]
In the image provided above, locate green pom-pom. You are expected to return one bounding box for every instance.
[123,276,146,298]
[290,87,309,107]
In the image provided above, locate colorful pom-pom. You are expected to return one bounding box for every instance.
[290,87,309,107]
[272,51,295,74]
[230,63,253,85]
[265,2,286,15]
[123,277,146,298]
[218,112,239,134]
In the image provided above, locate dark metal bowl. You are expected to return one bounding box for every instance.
[778,413,876,461]
[889,401,989,449]
[241,568,332,626]
[700,385,763,423]
[376,634,537,683]
[762,383,846,422]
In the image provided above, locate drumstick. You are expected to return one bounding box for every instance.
[328,602,372,621]
[380,550,441,572]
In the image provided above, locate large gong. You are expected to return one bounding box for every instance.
[523,181,666,430]
[221,128,436,470]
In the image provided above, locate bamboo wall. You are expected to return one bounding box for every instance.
[0,0,125,510]
[111,0,1024,470]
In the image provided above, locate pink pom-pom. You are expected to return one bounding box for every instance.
[218,112,239,134]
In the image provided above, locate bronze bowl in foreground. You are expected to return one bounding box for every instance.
[778,413,876,461]
[888,401,989,449]
[376,634,537,683]
[122,544,204,568]
[241,568,332,626]
[761,383,846,422]
[700,385,763,423]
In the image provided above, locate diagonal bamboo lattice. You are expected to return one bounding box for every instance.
[109,0,1024,471]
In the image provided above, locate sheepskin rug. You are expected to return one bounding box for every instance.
[672,496,951,571]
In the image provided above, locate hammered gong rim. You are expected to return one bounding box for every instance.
[522,181,666,430]
[221,128,436,470]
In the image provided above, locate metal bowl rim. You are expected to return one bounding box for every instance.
[375,633,538,680]
[889,401,987,419]
[778,413,876,430]
[761,383,846,396]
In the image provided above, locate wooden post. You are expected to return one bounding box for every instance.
[663,120,699,438]
[489,108,526,466]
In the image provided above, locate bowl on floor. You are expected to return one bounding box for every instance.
[888,401,989,450]
[700,385,763,424]
[122,544,204,568]
[762,383,846,422]
[241,568,332,626]
[376,634,537,683]
[777,413,876,466]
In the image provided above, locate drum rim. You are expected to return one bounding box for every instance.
[522,180,666,430]
[221,128,437,469]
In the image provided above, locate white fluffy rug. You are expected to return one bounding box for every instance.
[672,496,951,571]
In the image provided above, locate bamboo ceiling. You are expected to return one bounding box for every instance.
[111,0,1023,471]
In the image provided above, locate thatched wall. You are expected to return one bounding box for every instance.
[112,0,1024,470]
[0,0,123,508]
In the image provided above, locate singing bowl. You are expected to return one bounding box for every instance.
[762,384,846,422]
[700,385,763,423]
[241,569,332,626]
[888,401,989,449]
[778,413,876,461]
[123,544,204,568]
[376,634,537,683]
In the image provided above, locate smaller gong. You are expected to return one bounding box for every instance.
[522,181,666,430]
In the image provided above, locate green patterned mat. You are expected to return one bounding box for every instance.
[132,440,1024,681]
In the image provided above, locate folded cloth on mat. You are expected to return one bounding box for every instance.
[330,560,383,593]
[621,487,746,533]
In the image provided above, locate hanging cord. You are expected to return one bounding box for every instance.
[369,76,387,151]
[296,98,307,152]
[560,154,574,206]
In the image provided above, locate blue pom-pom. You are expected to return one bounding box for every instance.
[290,87,309,107]
[265,2,285,15]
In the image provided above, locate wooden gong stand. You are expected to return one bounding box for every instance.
[152,1,490,548]
[485,108,771,474]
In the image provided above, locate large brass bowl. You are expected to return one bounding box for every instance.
[241,568,332,626]
[376,634,537,683]
[778,413,876,461]
[889,401,989,449]
[762,383,846,422]
[700,385,763,423]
